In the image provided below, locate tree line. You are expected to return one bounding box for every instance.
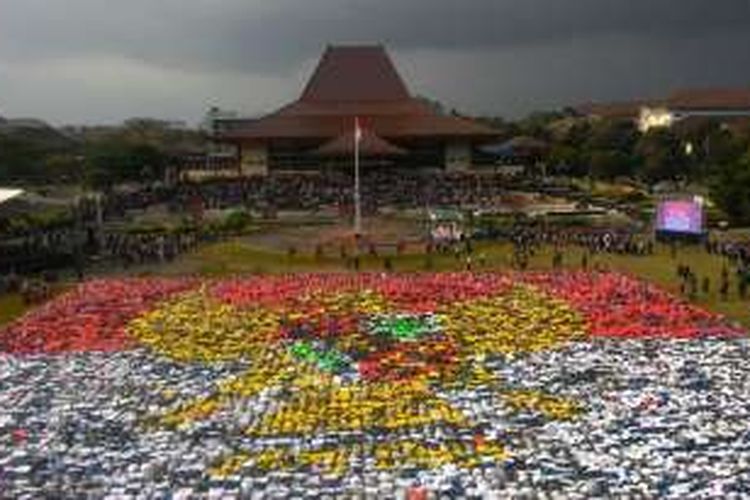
[0,118,207,188]
[480,112,750,225]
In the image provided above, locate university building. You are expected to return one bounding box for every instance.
[216,45,499,176]
[577,87,750,132]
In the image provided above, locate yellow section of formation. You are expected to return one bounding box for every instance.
[209,439,508,479]
[247,376,467,437]
[294,288,392,315]
[130,282,586,477]
[502,389,582,420]
[440,285,585,358]
[127,290,280,363]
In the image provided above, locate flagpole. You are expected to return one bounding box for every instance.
[354,116,362,235]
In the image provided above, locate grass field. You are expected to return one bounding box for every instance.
[0,293,26,327]
[2,239,748,328]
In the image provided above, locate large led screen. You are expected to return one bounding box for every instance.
[656,199,704,235]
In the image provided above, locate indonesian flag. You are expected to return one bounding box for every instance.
[355,116,363,144]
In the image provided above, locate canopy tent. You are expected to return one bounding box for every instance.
[427,208,465,222]
[0,188,71,218]
[479,136,549,157]
[426,208,465,242]
[0,188,24,206]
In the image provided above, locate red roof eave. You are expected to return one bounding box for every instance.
[220,115,499,142]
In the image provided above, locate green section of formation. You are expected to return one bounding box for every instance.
[368,314,439,341]
[289,340,351,374]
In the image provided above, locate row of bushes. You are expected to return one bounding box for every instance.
[123,209,254,236]
[0,208,75,237]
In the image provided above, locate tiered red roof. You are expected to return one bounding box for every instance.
[222,45,498,142]
[314,128,406,157]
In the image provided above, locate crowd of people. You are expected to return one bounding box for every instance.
[0,227,81,275]
[0,223,209,280]
[705,238,750,269]
[507,225,654,257]
[0,172,550,279]
[102,231,203,268]
[6,173,750,309]
[495,223,750,305]
[3,272,745,497]
[93,172,542,215]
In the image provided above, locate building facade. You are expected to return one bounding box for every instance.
[217,45,499,175]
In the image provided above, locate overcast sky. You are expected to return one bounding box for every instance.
[2,0,750,125]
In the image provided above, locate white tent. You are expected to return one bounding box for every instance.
[0,188,24,205]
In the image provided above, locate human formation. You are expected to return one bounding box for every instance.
[0,272,747,496]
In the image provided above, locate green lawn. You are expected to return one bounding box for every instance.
[0,284,70,327]
[0,294,27,326]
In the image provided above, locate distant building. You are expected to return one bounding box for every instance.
[575,101,649,122]
[218,45,500,176]
[576,87,750,132]
[204,107,240,135]
[638,88,750,132]
[203,107,244,156]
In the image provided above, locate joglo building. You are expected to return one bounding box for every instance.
[216,45,500,176]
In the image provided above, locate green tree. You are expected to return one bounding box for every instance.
[710,151,750,226]
[0,135,47,181]
[83,140,167,188]
[44,154,83,183]
[517,111,565,141]
[548,144,585,176]
[672,120,747,181]
[635,129,686,182]
[588,149,634,179]
[586,119,638,152]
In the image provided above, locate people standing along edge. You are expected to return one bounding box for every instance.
[720,270,730,301]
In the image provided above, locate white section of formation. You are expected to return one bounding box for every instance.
[2,339,750,496]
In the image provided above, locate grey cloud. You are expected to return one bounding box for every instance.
[3,0,749,74]
[1,0,750,124]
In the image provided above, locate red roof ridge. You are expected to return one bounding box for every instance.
[300,45,411,102]
[666,87,750,110]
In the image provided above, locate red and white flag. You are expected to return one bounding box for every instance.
[355,116,362,144]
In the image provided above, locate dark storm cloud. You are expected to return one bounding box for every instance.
[3,0,749,73]
[1,0,750,123]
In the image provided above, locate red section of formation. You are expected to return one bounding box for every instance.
[0,272,743,356]
[212,275,337,309]
[357,339,460,383]
[0,278,197,354]
[524,272,744,339]
[369,273,513,313]
[213,273,513,313]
